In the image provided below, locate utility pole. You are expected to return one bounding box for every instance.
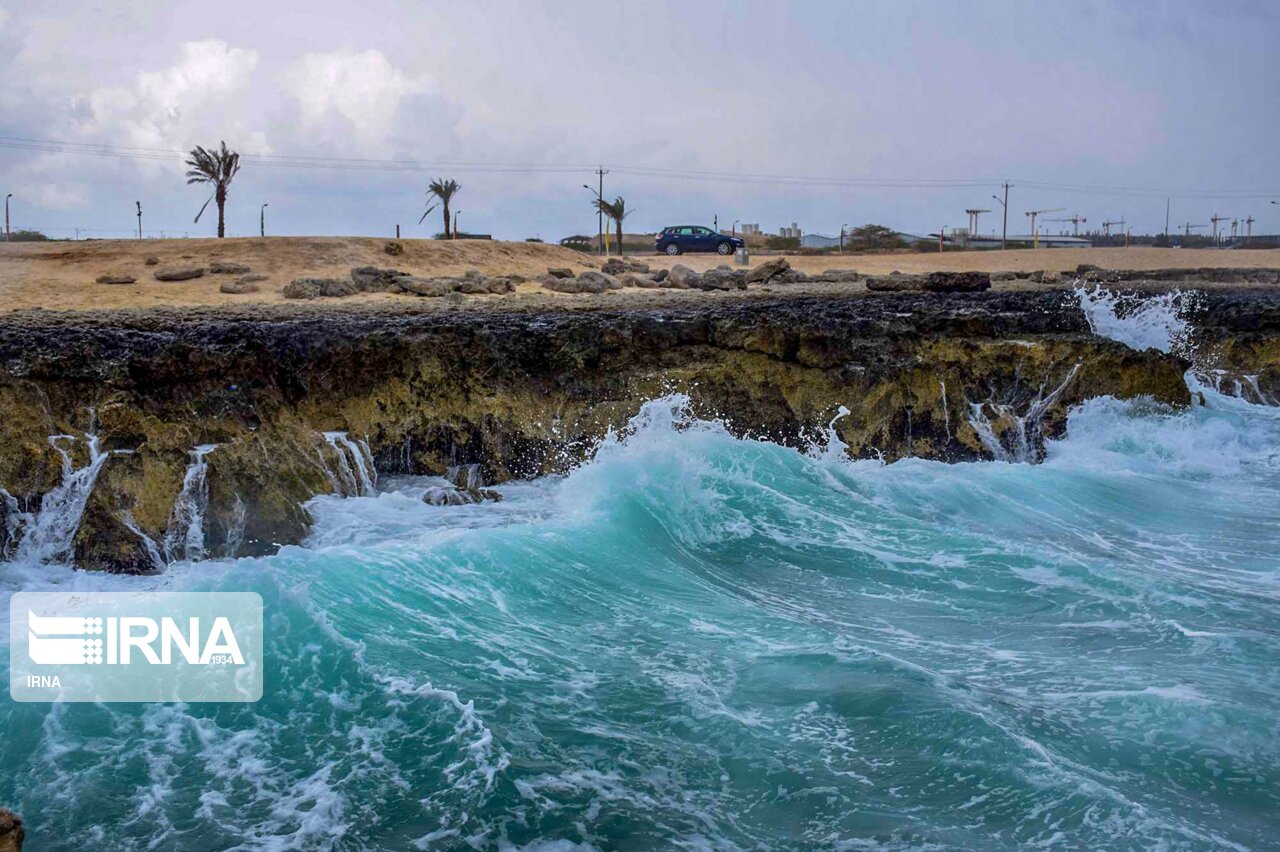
[4,193,11,241]
[595,166,609,256]
[136,201,142,239]
[260,203,268,238]
[453,210,460,240]
[992,183,1010,249]
[1164,198,1171,237]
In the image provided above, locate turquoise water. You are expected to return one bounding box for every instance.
[2,297,1280,849]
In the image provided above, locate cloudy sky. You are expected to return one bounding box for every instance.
[0,0,1276,241]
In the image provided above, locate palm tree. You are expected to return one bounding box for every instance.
[427,179,461,239]
[595,196,632,256]
[186,141,241,238]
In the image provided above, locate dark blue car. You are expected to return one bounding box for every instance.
[655,226,745,256]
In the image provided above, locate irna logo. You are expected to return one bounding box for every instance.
[10,592,262,703]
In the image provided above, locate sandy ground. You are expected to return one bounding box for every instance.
[1,238,1276,313]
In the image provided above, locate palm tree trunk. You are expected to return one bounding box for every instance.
[216,186,226,239]
[616,219,624,258]
[442,201,451,239]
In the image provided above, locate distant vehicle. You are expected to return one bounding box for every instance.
[655,226,745,256]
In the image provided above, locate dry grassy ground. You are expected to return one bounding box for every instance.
[1,238,1276,313]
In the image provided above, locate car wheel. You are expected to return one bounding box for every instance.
[665,244,681,256]
[716,242,733,255]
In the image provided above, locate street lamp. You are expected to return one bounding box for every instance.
[732,219,739,237]
[4,193,11,242]
[260,203,269,238]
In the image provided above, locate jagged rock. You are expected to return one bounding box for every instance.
[1076,264,1102,275]
[991,271,1019,282]
[924,272,992,293]
[746,257,791,285]
[696,265,747,291]
[389,277,458,297]
[507,274,528,284]
[384,241,404,256]
[547,267,575,279]
[144,256,160,266]
[666,264,701,289]
[154,267,205,282]
[652,269,670,283]
[220,279,260,294]
[1041,270,1062,284]
[1026,271,1044,283]
[209,261,251,275]
[866,272,926,292]
[351,266,409,292]
[818,269,863,282]
[96,273,137,285]
[283,278,357,299]
[422,485,503,505]
[0,809,23,852]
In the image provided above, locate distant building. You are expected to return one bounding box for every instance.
[964,234,1091,249]
[778,222,802,239]
[800,233,840,249]
[740,223,761,236]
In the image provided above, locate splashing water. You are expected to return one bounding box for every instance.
[1074,283,1196,355]
[11,433,109,565]
[163,444,216,563]
[324,432,376,496]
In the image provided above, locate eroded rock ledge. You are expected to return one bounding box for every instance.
[1,288,1277,572]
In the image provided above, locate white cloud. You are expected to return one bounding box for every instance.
[281,49,439,150]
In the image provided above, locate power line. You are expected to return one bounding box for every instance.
[3,134,1278,197]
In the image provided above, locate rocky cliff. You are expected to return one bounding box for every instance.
[1,287,1277,573]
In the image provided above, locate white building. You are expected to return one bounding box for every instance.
[779,222,802,239]
[740,223,761,236]
[801,233,840,249]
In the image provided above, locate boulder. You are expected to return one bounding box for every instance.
[422,485,502,506]
[991,271,1019,282]
[390,276,458,297]
[745,257,790,285]
[546,267,575,279]
[1076,263,1102,275]
[602,258,651,275]
[209,261,251,275]
[866,272,926,292]
[144,256,159,266]
[818,269,862,282]
[384,241,404,256]
[666,264,701,289]
[774,269,809,284]
[95,273,137,285]
[351,266,409,292]
[695,265,747,291]
[924,271,992,293]
[0,809,22,852]
[282,278,357,299]
[1041,270,1062,284]
[576,270,622,292]
[220,279,261,294]
[652,269,670,283]
[154,267,205,282]
[620,272,660,289]
[458,275,514,295]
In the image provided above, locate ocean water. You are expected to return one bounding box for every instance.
[2,293,1279,850]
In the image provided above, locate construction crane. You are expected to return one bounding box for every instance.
[964,208,991,237]
[1210,214,1229,245]
[1024,208,1065,248]
[1101,218,1126,237]
[1245,215,1255,241]
[1180,223,1206,238]
[1045,214,1087,236]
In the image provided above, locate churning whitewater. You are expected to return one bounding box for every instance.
[1,290,1278,850]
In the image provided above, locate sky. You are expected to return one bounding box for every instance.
[0,0,1277,242]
